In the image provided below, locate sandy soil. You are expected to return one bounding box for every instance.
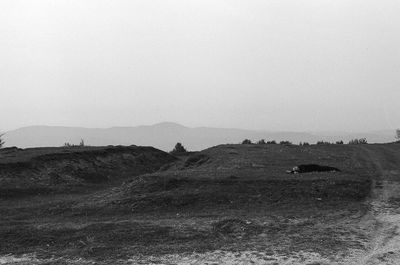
[124,174,400,265]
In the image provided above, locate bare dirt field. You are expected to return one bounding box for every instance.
[1,143,400,264]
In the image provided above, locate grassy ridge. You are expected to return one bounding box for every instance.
[0,145,176,198]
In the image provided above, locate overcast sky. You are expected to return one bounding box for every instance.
[1,0,399,132]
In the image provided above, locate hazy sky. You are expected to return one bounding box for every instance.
[1,0,399,132]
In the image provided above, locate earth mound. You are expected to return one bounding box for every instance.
[106,144,372,213]
[0,145,176,198]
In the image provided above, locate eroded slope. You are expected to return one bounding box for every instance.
[0,145,176,198]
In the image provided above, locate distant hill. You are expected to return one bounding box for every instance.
[3,122,397,151]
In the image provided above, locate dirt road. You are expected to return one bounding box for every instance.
[354,177,400,264]
[345,146,400,265]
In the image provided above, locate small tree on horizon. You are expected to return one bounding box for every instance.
[316,140,332,145]
[257,139,266,145]
[360,138,368,144]
[396,129,400,142]
[348,138,368,145]
[241,139,252,145]
[0,133,5,148]
[170,142,187,155]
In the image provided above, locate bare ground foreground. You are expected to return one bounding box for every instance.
[1,144,400,264]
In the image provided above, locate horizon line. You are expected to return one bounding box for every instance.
[3,122,398,135]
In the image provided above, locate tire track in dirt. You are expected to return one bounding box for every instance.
[356,178,400,265]
[347,146,400,265]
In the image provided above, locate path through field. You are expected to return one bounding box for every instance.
[354,178,400,264]
[346,146,400,265]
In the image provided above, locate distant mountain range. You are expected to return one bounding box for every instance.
[2,122,398,151]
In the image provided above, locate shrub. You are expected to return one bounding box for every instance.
[336,140,344,145]
[0,133,4,148]
[64,140,86,147]
[396,129,400,143]
[279,140,292,145]
[299,142,310,146]
[348,139,357,145]
[241,139,252,145]
[170,142,187,155]
[348,138,368,145]
[257,139,266,145]
[358,138,368,144]
[316,141,332,145]
[266,140,277,144]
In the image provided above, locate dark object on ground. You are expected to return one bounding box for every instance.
[287,164,341,174]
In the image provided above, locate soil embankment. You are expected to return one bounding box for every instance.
[0,145,176,198]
